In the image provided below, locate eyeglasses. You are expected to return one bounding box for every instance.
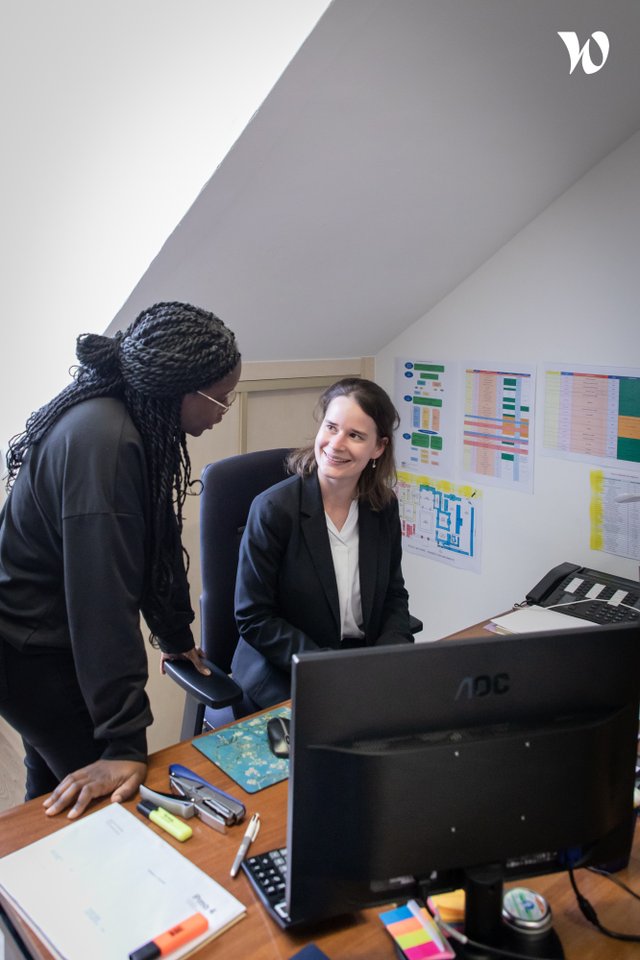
[197,389,238,413]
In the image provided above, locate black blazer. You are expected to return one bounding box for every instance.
[232,472,412,708]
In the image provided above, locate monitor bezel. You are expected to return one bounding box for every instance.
[286,622,639,928]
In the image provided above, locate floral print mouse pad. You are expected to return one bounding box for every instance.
[192,705,290,793]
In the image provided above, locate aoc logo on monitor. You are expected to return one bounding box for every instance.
[455,673,510,700]
[558,31,610,75]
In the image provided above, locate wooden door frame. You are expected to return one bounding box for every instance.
[234,357,374,452]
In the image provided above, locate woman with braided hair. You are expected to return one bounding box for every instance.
[0,301,241,817]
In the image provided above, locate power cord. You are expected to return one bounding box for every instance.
[568,868,640,942]
[545,597,640,617]
[512,596,640,618]
[587,864,640,901]
[425,899,561,960]
[421,862,640,958]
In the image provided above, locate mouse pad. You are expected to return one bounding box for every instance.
[191,706,290,793]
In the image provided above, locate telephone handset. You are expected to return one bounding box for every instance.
[525,561,640,624]
[525,562,582,606]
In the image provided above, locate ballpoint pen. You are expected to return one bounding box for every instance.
[230,812,260,878]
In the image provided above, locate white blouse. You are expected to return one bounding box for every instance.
[325,500,364,641]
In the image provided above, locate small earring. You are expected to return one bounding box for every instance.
[371,459,377,470]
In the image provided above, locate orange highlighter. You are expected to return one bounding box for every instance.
[128,912,208,960]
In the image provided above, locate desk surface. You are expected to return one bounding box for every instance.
[1,620,639,960]
[1,734,639,960]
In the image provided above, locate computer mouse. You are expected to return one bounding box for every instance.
[267,716,291,758]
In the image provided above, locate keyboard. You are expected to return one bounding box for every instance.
[557,598,640,624]
[550,578,640,624]
[529,564,640,625]
[242,847,294,928]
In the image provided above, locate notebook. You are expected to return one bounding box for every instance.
[0,803,245,960]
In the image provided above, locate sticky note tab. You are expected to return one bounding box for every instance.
[429,889,465,923]
[379,903,454,960]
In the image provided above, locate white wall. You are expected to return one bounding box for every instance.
[376,131,640,642]
[0,0,329,455]
[0,0,330,765]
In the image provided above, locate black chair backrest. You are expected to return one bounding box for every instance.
[199,448,292,674]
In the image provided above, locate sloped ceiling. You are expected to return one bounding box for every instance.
[109,0,640,360]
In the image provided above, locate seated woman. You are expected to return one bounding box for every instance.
[232,377,413,709]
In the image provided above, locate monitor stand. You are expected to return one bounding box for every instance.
[447,865,565,960]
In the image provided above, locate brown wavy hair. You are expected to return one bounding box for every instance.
[287,377,399,511]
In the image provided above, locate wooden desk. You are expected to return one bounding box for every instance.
[1,730,638,960]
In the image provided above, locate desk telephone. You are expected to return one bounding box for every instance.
[525,561,640,625]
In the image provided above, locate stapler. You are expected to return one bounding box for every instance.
[139,763,246,835]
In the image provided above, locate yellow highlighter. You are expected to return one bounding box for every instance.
[136,800,193,842]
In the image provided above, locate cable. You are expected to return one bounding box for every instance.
[513,596,640,617]
[568,868,640,942]
[545,597,640,616]
[425,900,561,960]
[587,865,640,901]
[422,862,640,958]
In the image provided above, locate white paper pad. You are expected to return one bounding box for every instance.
[0,803,245,960]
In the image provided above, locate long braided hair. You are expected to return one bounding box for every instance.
[5,301,240,634]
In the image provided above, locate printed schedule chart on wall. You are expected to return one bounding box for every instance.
[590,469,640,561]
[395,358,456,475]
[461,364,535,492]
[542,364,640,466]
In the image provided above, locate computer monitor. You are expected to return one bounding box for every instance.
[286,621,639,957]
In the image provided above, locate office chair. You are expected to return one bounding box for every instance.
[164,448,292,739]
[165,447,424,740]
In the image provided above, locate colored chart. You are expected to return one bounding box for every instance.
[542,365,640,465]
[462,365,534,492]
[396,469,481,572]
[590,469,640,560]
[395,358,456,475]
